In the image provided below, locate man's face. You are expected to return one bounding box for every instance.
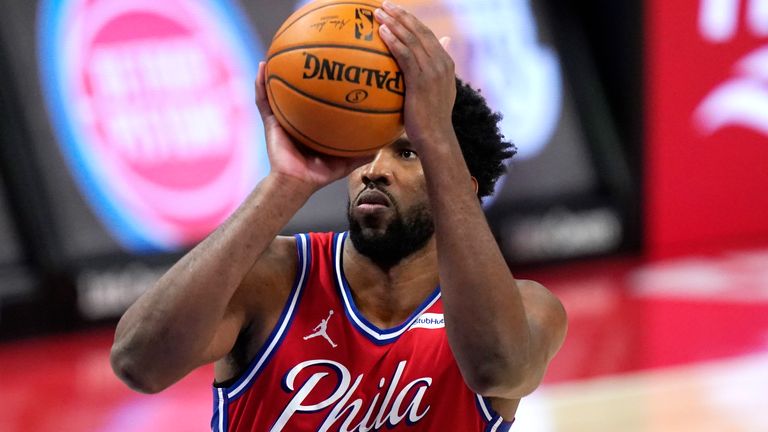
[346,137,434,268]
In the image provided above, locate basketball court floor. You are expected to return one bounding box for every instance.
[2,246,767,431]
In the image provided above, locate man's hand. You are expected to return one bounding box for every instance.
[373,1,456,149]
[255,62,372,191]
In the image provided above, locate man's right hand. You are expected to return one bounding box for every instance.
[255,61,373,191]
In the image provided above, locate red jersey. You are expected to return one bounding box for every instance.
[212,232,514,431]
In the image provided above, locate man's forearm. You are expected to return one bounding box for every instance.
[419,133,531,395]
[111,173,314,392]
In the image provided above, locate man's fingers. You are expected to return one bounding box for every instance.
[255,62,267,107]
[439,36,451,51]
[378,23,417,72]
[382,1,429,39]
[382,1,444,58]
[374,7,427,72]
[255,61,274,117]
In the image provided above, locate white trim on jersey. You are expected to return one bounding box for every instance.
[216,388,225,432]
[477,394,515,431]
[489,416,505,432]
[476,394,494,422]
[333,232,441,344]
[226,233,311,400]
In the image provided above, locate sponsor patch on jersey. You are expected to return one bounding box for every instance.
[410,313,445,330]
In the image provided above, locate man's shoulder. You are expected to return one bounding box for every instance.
[240,236,301,292]
[245,232,341,284]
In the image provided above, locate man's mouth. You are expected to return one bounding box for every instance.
[356,189,392,210]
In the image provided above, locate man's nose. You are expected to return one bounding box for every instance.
[361,150,393,186]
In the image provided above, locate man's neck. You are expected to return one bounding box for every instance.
[342,236,439,329]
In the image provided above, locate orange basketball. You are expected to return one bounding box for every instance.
[265,0,404,157]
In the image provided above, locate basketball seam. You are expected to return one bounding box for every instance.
[272,1,383,42]
[267,74,402,114]
[267,43,394,62]
[267,78,387,154]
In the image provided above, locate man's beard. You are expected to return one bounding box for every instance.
[347,199,435,269]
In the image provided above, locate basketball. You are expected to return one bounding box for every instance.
[265,0,404,157]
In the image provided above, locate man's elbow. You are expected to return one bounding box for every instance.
[110,344,168,394]
[461,360,534,398]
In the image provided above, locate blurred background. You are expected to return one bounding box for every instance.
[1,0,767,430]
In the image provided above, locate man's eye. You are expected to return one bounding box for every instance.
[400,150,417,159]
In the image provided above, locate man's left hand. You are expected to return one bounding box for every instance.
[374,1,456,150]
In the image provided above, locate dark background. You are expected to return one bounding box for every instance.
[0,0,642,338]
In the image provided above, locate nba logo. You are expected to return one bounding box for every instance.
[355,8,374,41]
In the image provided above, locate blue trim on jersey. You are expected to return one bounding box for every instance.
[485,415,501,432]
[485,414,515,432]
[476,394,515,431]
[332,232,442,345]
[475,394,494,422]
[212,387,229,432]
[499,418,515,432]
[211,234,312,406]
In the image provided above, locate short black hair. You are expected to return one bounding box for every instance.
[452,77,516,199]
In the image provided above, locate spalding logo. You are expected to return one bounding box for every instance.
[38,0,268,251]
[345,89,369,103]
[302,52,404,95]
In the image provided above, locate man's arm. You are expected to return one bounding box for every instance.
[110,175,311,394]
[110,62,371,394]
[374,2,566,398]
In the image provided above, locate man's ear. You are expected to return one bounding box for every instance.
[470,176,479,195]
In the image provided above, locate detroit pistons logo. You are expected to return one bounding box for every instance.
[273,360,432,431]
[38,0,267,251]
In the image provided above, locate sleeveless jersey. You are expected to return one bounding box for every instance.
[212,232,514,431]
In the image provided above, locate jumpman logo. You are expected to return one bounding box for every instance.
[303,310,338,348]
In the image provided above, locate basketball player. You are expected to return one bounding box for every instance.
[111,2,567,430]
